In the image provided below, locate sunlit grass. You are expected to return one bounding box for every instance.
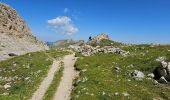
[72,45,170,100]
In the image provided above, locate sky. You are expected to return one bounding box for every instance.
[1,0,170,44]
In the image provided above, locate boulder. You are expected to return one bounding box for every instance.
[166,62,170,74]
[153,60,170,84]
[161,61,168,68]
[131,70,145,80]
[153,67,167,80]
[158,76,168,84]
[147,73,154,78]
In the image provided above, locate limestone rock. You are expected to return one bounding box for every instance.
[153,60,170,84]
[158,76,168,84]
[87,33,109,45]
[161,61,168,68]
[131,70,145,80]
[0,3,49,61]
[147,73,154,78]
[4,83,11,89]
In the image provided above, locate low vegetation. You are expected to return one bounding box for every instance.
[0,49,69,100]
[98,39,123,47]
[0,52,52,100]
[72,45,170,100]
[45,49,70,59]
[43,62,64,100]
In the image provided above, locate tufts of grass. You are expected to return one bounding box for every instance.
[43,61,64,100]
[0,52,53,100]
[46,49,70,59]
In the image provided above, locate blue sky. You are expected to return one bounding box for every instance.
[1,0,170,44]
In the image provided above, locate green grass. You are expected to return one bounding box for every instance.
[43,62,64,100]
[0,52,52,100]
[46,49,70,59]
[71,45,170,100]
[0,49,69,100]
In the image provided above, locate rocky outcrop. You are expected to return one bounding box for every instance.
[0,3,49,61]
[92,33,109,42]
[87,33,109,45]
[69,45,129,57]
[153,59,170,84]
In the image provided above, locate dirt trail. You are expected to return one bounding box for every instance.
[31,59,61,100]
[53,54,78,100]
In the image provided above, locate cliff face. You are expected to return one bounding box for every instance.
[0,3,49,61]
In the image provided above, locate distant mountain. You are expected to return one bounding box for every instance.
[46,39,85,48]
[0,3,49,61]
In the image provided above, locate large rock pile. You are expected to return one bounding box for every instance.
[153,60,170,84]
[0,3,49,61]
[69,45,129,57]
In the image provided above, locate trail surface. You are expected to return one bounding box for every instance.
[31,59,61,100]
[53,54,78,100]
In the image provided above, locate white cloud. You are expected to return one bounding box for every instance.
[64,8,69,13]
[47,16,78,35]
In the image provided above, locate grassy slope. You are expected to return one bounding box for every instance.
[0,50,69,100]
[46,49,70,59]
[43,62,64,100]
[72,45,170,100]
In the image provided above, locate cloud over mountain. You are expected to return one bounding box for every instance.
[47,16,78,35]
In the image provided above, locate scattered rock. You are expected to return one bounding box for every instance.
[152,80,159,85]
[114,92,119,96]
[158,76,168,84]
[122,92,130,97]
[4,83,11,89]
[0,92,9,96]
[82,69,87,72]
[102,91,106,95]
[147,73,154,78]
[113,67,120,73]
[90,93,94,96]
[131,70,145,80]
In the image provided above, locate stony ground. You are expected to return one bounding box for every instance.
[71,45,170,100]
